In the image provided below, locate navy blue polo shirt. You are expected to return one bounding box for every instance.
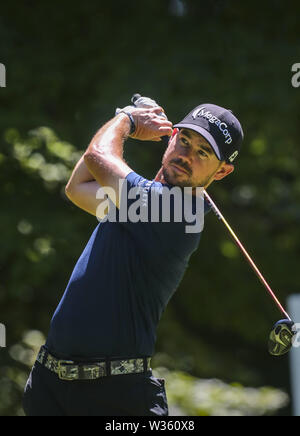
[45,172,209,359]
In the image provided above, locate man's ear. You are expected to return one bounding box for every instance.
[213,163,234,181]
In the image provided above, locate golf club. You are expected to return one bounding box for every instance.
[203,190,296,356]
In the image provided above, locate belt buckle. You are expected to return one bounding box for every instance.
[57,360,78,381]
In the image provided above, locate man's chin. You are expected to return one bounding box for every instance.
[162,167,191,188]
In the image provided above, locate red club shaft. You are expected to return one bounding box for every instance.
[204,190,291,321]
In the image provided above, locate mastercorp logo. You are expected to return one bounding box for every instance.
[0,63,6,88]
[192,107,233,144]
[0,323,6,347]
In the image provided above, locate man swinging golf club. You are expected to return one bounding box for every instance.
[23,95,245,416]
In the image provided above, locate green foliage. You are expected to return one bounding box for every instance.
[1,0,300,416]
[153,367,289,416]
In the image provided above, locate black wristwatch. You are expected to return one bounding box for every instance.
[119,111,136,134]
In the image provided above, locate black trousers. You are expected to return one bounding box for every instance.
[23,361,169,416]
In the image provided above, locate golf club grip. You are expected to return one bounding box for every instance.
[131,93,141,104]
[131,93,170,145]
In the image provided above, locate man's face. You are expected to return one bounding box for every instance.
[161,128,232,188]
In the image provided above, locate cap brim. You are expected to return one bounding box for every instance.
[173,123,222,160]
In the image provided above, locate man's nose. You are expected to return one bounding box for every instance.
[175,154,193,176]
[179,147,193,165]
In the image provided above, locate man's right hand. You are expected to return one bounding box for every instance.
[123,106,173,142]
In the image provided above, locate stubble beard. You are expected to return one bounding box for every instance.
[162,164,213,189]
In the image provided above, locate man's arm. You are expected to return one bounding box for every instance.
[65,156,109,217]
[84,108,173,208]
[64,112,133,217]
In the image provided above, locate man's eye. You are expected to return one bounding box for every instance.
[180,137,189,146]
[198,149,208,158]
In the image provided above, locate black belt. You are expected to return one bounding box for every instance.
[36,346,151,381]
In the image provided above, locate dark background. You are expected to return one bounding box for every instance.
[0,0,300,415]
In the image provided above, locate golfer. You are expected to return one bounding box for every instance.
[23,99,244,416]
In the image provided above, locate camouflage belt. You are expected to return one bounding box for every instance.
[36,347,151,381]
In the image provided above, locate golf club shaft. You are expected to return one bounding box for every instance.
[204,190,291,321]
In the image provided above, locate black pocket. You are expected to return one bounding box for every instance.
[144,376,169,416]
